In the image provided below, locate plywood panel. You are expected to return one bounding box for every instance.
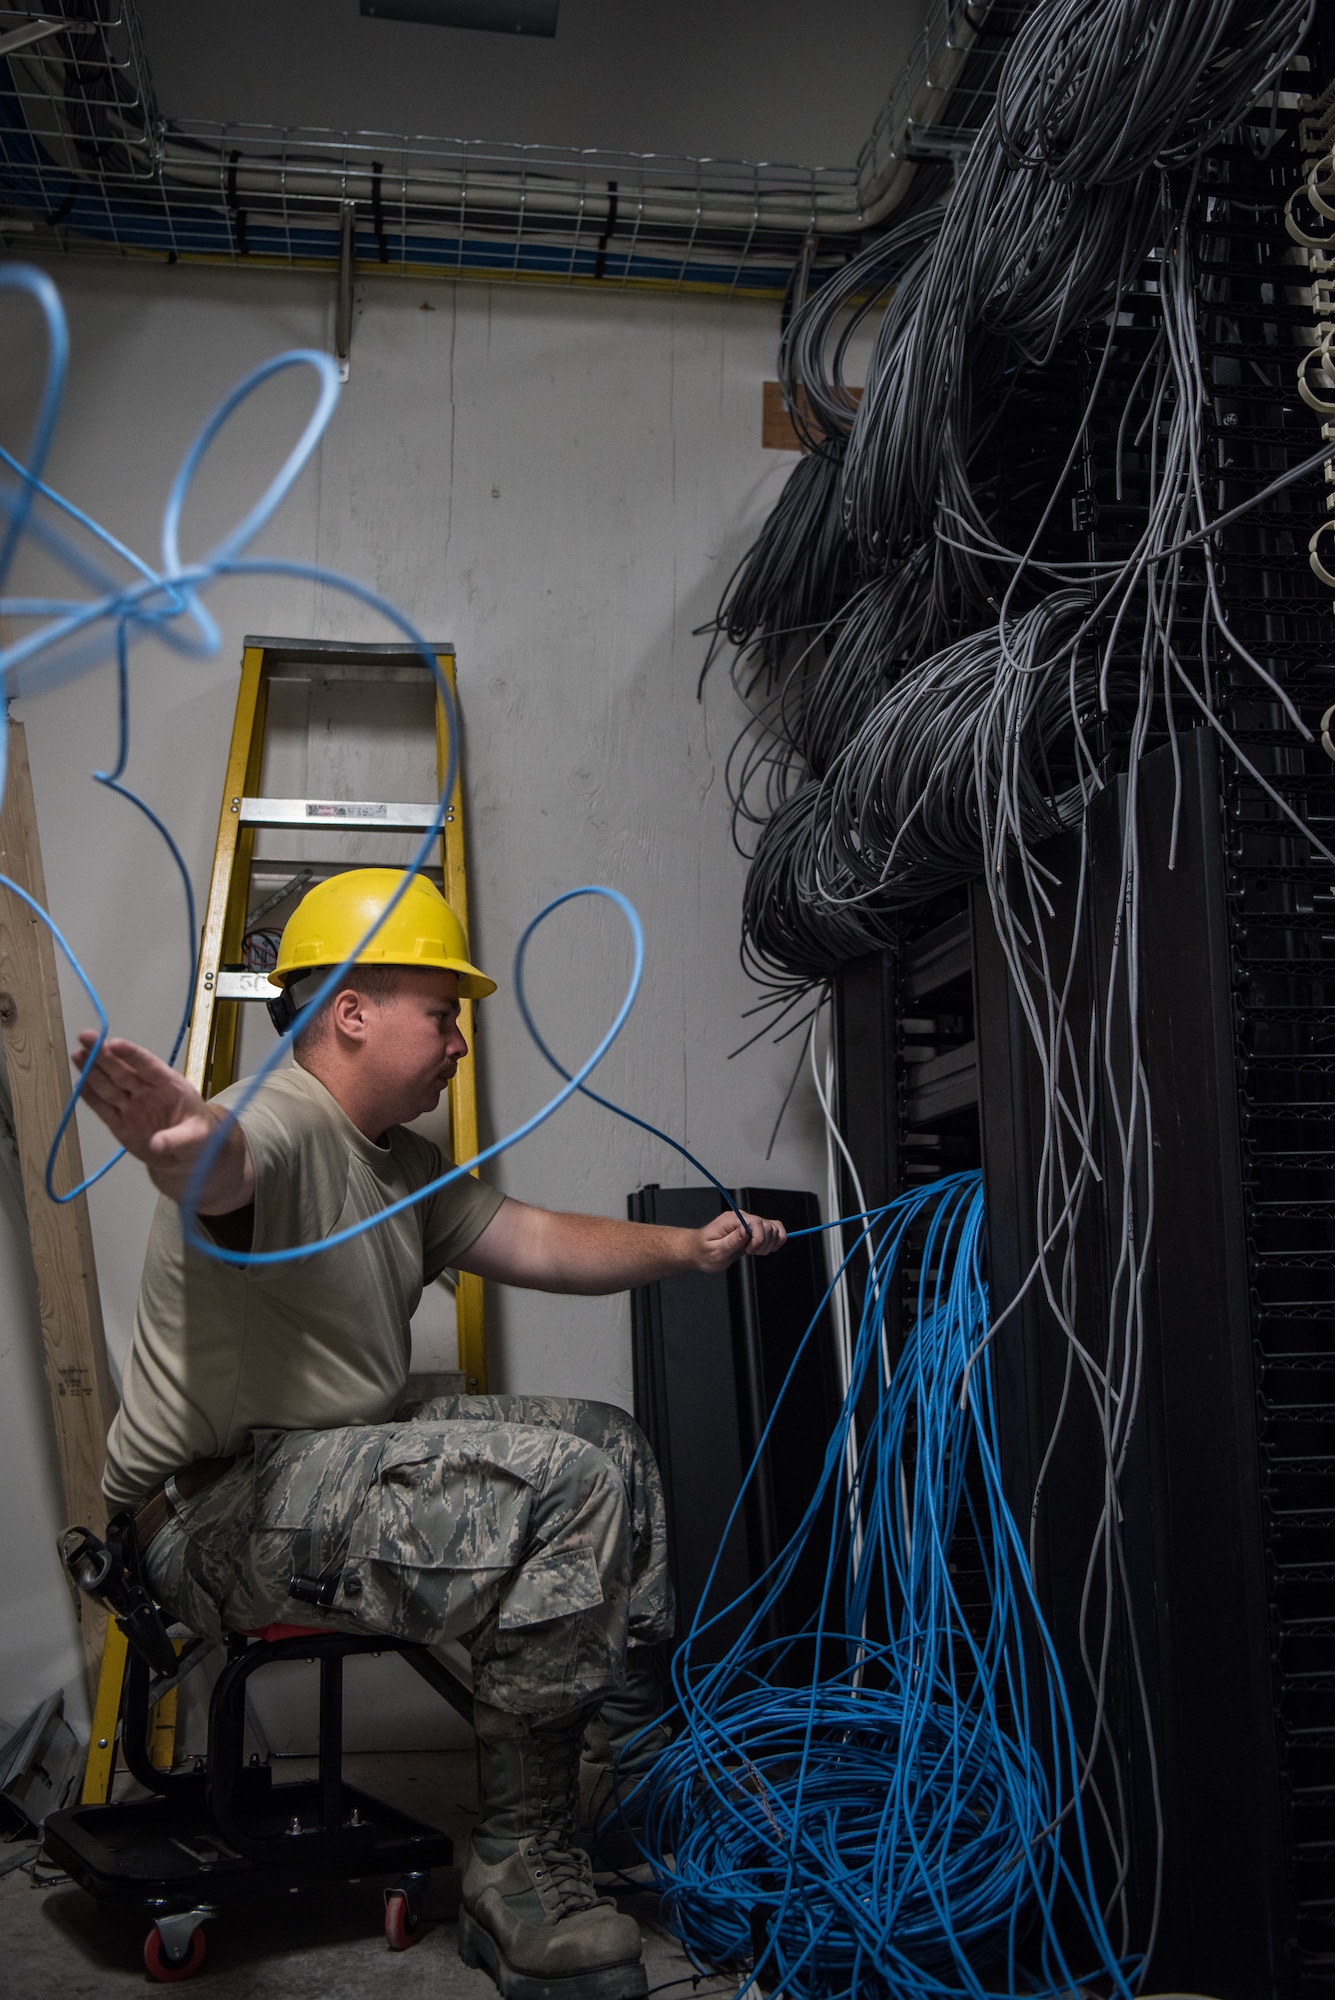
[762,378,863,450]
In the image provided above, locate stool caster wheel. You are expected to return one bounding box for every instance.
[385,1872,427,1950]
[144,1915,208,1982]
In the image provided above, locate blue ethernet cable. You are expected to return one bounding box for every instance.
[0,264,746,1255]
[617,1173,1138,2000]
[0,266,460,1218]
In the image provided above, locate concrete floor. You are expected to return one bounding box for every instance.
[2,1751,735,2000]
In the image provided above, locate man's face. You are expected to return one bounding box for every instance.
[362,967,468,1126]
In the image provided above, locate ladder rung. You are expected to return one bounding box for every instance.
[215,970,280,1002]
[238,797,448,830]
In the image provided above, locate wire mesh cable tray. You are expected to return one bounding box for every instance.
[0,0,1017,297]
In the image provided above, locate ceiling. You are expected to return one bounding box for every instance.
[134,0,933,168]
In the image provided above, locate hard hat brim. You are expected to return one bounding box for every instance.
[267,958,497,999]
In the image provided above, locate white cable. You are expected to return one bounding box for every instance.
[809,991,868,1581]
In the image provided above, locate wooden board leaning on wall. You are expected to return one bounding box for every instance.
[0,718,116,1689]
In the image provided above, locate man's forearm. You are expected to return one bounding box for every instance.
[463,1206,710,1294]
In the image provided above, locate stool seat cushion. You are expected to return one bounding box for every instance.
[245,1622,330,1642]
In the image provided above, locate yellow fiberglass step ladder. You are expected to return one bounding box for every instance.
[81,634,488,1807]
[184,633,488,1389]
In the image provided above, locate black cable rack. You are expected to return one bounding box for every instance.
[829,24,1335,1993]
[1194,96,1335,1993]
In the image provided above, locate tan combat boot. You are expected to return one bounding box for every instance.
[460,1698,647,2000]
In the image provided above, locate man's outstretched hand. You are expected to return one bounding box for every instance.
[694,1207,786,1272]
[71,1032,254,1213]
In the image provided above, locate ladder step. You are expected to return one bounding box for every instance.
[238,797,449,830]
[215,970,281,1002]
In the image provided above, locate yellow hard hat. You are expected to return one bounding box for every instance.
[269,868,496,998]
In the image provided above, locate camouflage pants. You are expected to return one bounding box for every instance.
[144,1395,674,1715]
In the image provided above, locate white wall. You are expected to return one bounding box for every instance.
[0,260,828,1421]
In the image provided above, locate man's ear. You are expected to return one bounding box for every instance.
[330,987,371,1043]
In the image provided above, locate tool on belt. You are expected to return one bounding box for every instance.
[62,1458,236,1679]
[63,1515,179,1679]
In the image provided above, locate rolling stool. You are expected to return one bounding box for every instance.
[44,1619,474,1981]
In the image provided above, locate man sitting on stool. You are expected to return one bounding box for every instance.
[77,867,785,2000]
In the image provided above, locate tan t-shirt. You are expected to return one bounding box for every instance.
[103,1065,505,1507]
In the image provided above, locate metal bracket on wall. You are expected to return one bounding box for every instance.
[0,18,92,59]
[335,201,355,383]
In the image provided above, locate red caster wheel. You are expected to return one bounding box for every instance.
[144,1921,207,1982]
[384,1886,423,1951]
